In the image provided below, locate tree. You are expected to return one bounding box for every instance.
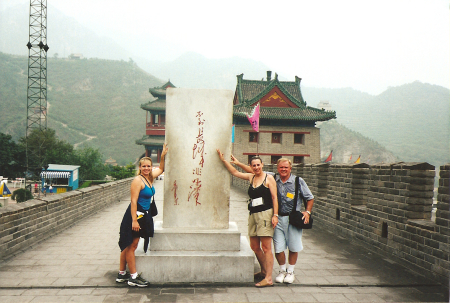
[74,147,108,180]
[11,188,33,203]
[108,165,135,180]
[0,133,25,178]
[125,163,136,174]
[18,128,76,176]
[17,129,109,181]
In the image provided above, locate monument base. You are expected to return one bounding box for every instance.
[135,221,254,283]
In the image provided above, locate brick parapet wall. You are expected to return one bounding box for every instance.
[434,164,449,278]
[0,178,133,260]
[436,164,449,227]
[231,162,449,283]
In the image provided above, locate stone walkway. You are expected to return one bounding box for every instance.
[0,179,448,302]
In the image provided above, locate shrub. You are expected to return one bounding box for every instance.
[11,188,34,203]
[79,181,92,189]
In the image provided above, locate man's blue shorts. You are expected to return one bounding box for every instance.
[273,215,303,253]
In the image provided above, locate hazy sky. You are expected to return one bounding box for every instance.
[4,0,449,94]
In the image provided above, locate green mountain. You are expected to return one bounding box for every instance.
[2,2,446,169]
[0,52,163,164]
[303,82,450,168]
[318,120,398,164]
[1,52,446,168]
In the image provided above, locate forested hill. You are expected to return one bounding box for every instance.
[303,82,450,168]
[318,120,398,164]
[1,52,447,167]
[0,52,163,164]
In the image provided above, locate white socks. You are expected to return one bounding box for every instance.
[287,264,295,273]
[131,272,138,279]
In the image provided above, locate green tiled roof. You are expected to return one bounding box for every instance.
[141,99,166,111]
[149,88,168,98]
[234,104,336,121]
[135,135,165,146]
[142,81,176,111]
[236,74,305,106]
[234,73,336,122]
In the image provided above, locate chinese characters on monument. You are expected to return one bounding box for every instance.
[188,111,205,206]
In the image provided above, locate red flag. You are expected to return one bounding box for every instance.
[247,103,260,132]
[325,150,333,163]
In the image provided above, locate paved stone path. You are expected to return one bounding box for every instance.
[0,179,448,302]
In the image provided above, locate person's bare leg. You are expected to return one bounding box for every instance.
[275,251,286,266]
[119,248,127,271]
[125,237,140,274]
[257,236,274,284]
[250,236,266,275]
[288,251,298,268]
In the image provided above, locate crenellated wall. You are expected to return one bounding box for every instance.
[232,162,449,283]
[0,178,133,260]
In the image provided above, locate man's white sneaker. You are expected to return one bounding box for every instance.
[284,271,295,284]
[275,270,287,283]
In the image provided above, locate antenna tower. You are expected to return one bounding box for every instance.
[26,0,49,181]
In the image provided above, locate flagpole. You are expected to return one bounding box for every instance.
[257,133,259,156]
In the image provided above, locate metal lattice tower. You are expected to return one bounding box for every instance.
[26,0,49,179]
[26,0,49,134]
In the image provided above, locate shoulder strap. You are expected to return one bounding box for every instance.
[293,176,308,212]
[250,175,255,186]
[292,176,299,212]
[140,175,151,188]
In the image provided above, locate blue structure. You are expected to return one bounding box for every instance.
[40,164,80,194]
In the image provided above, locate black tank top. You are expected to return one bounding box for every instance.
[247,174,273,214]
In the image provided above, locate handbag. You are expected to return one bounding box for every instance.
[150,196,158,217]
[289,176,313,229]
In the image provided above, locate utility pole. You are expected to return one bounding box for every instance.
[26,0,49,190]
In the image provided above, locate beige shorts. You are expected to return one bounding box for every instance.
[248,208,274,237]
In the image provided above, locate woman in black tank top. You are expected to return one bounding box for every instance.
[248,174,273,214]
[217,149,278,287]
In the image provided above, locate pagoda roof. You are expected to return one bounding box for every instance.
[233,104,336,122]
[233,72,336,122]
[143,81,177,110]
[135,135,165,146]
[149,80,176,98]
[235,73,305,106]
[161,80,175,89]
[141,98,166,111]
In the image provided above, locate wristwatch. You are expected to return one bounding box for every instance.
[306,211,311,215]
[273,214,279,217]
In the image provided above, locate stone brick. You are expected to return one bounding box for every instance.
[0,178,132,260]
[230,162,449,282]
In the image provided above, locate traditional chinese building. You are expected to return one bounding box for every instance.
[104,157,118,166]
[232,71,336,165]
[136,81,175,162]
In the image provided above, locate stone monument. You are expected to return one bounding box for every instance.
[135,88,253,283]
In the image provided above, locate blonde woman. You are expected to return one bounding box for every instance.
[117,144,168,287]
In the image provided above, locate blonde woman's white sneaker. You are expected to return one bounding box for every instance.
[284,271,295,284]
[275,270,287,283]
